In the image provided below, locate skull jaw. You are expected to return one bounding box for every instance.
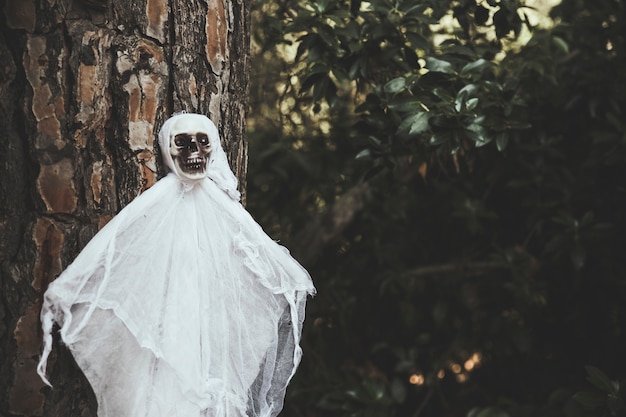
[174,157,208,181]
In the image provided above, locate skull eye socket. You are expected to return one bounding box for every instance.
[196,134,209,146]
[174,134,192,148]
[173,133,210,148]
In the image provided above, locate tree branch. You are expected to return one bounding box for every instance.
[405,261,508,279]
[288,182,372,266]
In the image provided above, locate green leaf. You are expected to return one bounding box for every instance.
[569,242,586,269]
[425,57,455,74]
[548,388,572,405]
[461,58,492,75]
[607,394,625,414]
[432,87,455,101]
[402,3,427,15]
[345,389,360,400]
[368,0,391,13]
[409,112,430,135]
[387,99,424,112]
[580,211,595,227]
[356,149,371,159]
[475,5,489,25]
[405,31,430,50]
[466,97,479,110]
[496,133,509,151]
[329,9,351,19]
[573,391,606,408]
[318,25,338,48]
[606,112,623,131]
[309,63,329,75]
[384,77,407,93]
[467,117,490,146]
[430,132,451,146]
[471,406,511,417]
[314,0,331,14]
[349,58,365,80]
[507,120,532,130]
[552,36,569,54]
[312,75,330,101]
[300,72,326,94]
[473,133,491,147]
[363,380,386,401]
[403,46,420,69]
[457,83,479,98]
[398,112,430,135]
[390,378,407,403]
[585,366,618,394]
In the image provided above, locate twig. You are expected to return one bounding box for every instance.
[412,387,435,417]
[405,261,507,279]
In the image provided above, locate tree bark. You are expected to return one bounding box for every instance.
[0,0,249,415]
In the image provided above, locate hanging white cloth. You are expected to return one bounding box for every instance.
[37,113,315,417]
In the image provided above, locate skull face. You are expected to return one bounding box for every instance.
[168,117,212,180]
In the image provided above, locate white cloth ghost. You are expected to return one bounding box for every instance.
[37,113,315,417]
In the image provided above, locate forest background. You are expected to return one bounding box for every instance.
[245,0,626,416]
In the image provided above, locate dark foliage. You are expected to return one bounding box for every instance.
[247,1,626,416]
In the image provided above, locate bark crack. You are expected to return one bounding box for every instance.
[165,0,175,116]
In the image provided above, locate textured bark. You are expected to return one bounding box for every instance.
[0,0,250,415]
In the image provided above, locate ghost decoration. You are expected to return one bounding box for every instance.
[37,113,316,417]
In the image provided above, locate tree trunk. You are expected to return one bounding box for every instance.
[0,0,249,415]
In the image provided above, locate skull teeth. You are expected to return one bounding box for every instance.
[184,157,205,171]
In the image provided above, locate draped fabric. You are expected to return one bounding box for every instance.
[37,113,315,417]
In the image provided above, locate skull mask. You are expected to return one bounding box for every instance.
[169,117,212,180]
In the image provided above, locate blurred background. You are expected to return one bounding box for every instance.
[245,1,626,416]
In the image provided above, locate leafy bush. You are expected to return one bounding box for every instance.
[248,0,626,415]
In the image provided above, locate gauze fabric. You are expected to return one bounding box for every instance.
[37,113,315,417]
